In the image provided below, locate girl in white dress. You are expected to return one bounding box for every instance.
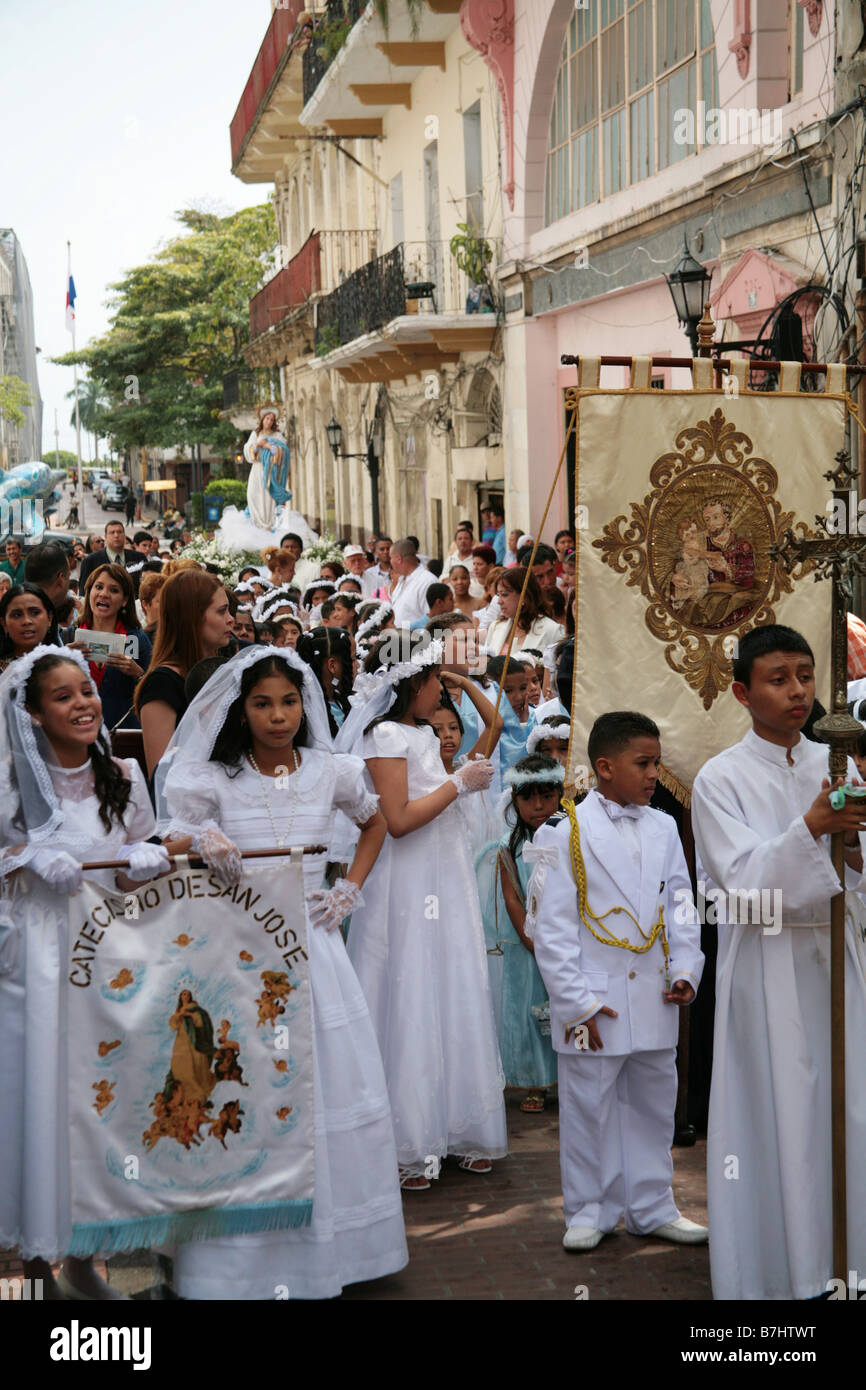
[158,646,408,1299]
[337,631,507,1190]
[0,647,170,1298]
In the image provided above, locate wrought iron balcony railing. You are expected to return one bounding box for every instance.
[222,370,259,411]
[314,245,407,354]
[302,0,366,106]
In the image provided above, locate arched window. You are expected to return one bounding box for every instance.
[545,0,719,224]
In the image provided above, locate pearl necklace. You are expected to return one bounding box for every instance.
[247,747,300,849]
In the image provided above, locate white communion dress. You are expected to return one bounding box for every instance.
[346,721,507,1176]
[0,757,155,1260]
[166,750,408,1300]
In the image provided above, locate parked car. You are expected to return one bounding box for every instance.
[102,482,130,511]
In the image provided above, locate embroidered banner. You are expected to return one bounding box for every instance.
[66,859,315,1255]
[569,364,845,799]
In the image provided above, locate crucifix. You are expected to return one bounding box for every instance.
[769,447,866,1282]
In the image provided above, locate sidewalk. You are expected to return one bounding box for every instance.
[0,1098,711,1301]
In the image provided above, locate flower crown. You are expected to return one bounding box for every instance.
[503,762,565,789]
[356,602,393,643]
[526,721,571,756]
[350,638,444,705]
[258,597,299,624]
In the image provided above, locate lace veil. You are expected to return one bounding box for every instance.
[155,644,333,831]
[0,644,107,870]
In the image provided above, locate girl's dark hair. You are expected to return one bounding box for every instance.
[210,654,308,776]
[485,654,529,683]
[362,628,440,733]
[496,567,545,628]
[296,626,353,737]
[0,583,59,657]
[24,653,131,832]
[506,753,562,862]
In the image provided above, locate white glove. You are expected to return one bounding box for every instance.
[123,841,172,884]
[28,848,82,894]
[450,757,495,796]
[307,878,363,932]
[193,825,243,887]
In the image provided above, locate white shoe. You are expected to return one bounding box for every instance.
[647,1216,708,1245]
[562,1225,604,1252]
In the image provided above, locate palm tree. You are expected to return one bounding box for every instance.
[67,375,111,464]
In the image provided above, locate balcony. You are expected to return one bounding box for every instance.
[312,240,500,382]
[230,0,308,182]
[222,370,258,412]
[250,232,322,340]
[302,0,367,107]
[300,0,463,136]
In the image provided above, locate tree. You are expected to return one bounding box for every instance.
[0,374,35,429]
[52,202,277,465]
[67,374,111,464]
[43,449,81,471]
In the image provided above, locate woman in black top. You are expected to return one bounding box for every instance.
[135,569,232,778]
[67,563,153,731]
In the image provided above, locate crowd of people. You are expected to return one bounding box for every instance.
[1,508,863,1306]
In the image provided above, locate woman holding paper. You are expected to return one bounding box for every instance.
[69,564,152,731]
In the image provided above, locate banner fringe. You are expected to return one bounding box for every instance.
[657,761,691,808]
[67,1197,313,1257]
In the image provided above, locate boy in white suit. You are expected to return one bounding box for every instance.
[528,711,706,1252]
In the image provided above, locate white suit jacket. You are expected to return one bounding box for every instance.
[529,789,704,1056]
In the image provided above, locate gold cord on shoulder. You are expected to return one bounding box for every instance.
[561,798,671,985]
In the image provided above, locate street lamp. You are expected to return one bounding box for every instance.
[326,415,381,536]
[665,234,712,356]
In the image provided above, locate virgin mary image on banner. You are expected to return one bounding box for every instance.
[245,407,291,532]
[165,989,215,1105]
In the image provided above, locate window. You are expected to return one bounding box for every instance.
[545,0,719,224]
[463,101,484,231]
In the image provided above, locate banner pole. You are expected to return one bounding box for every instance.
[81,846,329,871]
[483,404,577,757]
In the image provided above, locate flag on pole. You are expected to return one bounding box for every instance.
[66,250,76,334]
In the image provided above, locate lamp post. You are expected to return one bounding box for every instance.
[665,234,712,356]
[326,415,380,537]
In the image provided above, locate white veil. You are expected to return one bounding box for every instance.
[155,644,333,832]
[334,636,444,757]
[0,644,109,871]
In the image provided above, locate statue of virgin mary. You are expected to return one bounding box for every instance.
[245,406,291,532]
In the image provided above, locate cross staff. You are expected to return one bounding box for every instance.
[769,449,866,1282]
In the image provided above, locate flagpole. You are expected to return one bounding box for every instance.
[68,241,84,524]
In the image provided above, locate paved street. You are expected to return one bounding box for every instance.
[0,1097,710,1301]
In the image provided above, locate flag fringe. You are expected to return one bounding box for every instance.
[66,1197,313,1257]
[657,760,691,808]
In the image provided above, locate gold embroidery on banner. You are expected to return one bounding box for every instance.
[592,407,816,709]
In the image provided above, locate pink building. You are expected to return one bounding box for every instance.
[462,0,845,536]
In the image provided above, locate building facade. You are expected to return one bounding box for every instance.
[0,229,43,468]
[495,0,861,535]
[230,0,506,551]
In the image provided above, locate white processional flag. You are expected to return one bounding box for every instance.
[65,858,315,1255]
[568,356,848,801]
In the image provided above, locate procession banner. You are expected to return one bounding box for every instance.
[568,357,847,801]
[66,859,315,1255]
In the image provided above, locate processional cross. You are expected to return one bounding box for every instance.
[769,448,866,1283]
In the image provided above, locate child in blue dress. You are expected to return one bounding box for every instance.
[477,753,561,1113]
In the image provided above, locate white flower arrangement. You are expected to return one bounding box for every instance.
[177,533,261,586]
[300,533,346,566]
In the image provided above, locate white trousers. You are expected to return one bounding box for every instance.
[557,1047,680,1233]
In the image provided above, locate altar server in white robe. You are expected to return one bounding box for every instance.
[529,711,705,1253]
[691,623,866,1301]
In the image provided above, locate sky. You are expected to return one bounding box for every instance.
[0,0,274,457]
